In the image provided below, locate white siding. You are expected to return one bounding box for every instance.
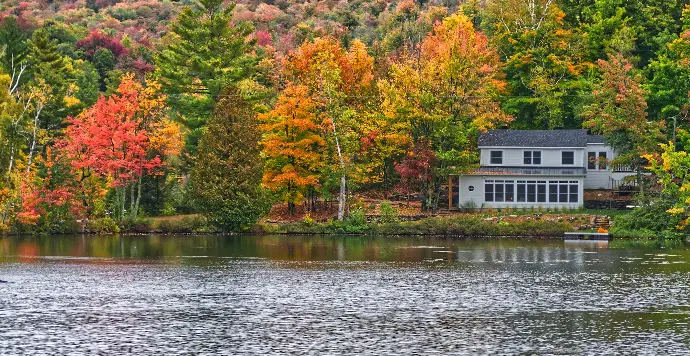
[582,143,637,189]
[457,176,484,208]
[479,147,585,167]
[458,175,584,209]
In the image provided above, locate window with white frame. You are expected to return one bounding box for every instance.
[588,151,608,170]
[484,180,514,202]
[490,151,503,165]
[561,151,574,165]
[523,151,542,165]
[516,181,547,202]
[485,180,579,204]
[548,180,579,203]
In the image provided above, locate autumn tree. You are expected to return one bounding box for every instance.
[59,74,176,221]
[582,54,665,194]
[157,0,257,154]
[379,12,511,211]
[643,142,690,232]
[260,84,325,215]
[278,37,375,220]
[188,88,269,231]
[17,148,81,233]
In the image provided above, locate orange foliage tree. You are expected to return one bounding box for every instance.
[263,37,376,218]
[260,84,325,214]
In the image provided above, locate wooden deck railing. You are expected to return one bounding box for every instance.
[611,177,639,192]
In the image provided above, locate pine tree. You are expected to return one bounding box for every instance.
[0,16,31,92]
[188,88,269,231]
[156,0,257,154]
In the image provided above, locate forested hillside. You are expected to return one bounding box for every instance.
[1,0,689,233]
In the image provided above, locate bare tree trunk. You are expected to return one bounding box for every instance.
[120,186,126,222]
[7,142,15,174]
[133,176,142,220]
[27,105,44,173]
[331,120,346,221]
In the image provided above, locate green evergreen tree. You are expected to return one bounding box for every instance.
[28,28,77,129]
[156,0,257,155]
[0,17,31,90]
[188,88,269,232]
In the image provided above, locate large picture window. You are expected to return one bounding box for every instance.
[490,151,503,165]
[485,180,514,202]
[548,180,579,203]
[488,180,579,204]
[523,151,542,165]
[516,181,547,202]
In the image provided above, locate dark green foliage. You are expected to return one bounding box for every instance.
[614,195,684,236]
[188,89,269,232]
[74,60,100,107]
[156,0,257,154]
[264,215,573,237]
[157,215,208,234]
[28,28,79,129]
[89,217,120,234]
[0,16,31,82]
[91,48,115,91]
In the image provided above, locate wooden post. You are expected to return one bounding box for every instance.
[448,176,453,210]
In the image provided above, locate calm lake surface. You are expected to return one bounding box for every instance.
[1,235,690,355]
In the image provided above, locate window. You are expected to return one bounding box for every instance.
[588,152,596,170]
[485,181,494,202]
[516,181,547,203]
[523,151,542,165]
[598,152,607,170]
[548,180,579,203]
[490,151,503,165]
[569,181,579,203]
[562,151,574,165]
[588,151,608,170]
[484,180,514,202]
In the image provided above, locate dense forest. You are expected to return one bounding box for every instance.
[1,0,689,234]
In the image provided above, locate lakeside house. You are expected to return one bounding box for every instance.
[450,129,637,210]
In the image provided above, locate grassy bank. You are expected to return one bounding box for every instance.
[29,209,687,242]
[256,215,575,238]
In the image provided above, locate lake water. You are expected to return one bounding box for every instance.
[1,235,689,355]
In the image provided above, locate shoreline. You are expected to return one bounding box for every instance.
[3,212,686,241]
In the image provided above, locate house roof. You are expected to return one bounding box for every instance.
[586,134,607,144]
[478,129,600,148]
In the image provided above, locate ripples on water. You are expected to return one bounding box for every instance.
[1,235,689,355]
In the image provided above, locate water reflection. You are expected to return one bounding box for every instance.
[1,235,689,354]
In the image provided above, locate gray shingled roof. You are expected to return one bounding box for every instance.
[478,129,594,147]
[587,134,606,144]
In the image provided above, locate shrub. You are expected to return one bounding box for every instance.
[157,216,207,234]
[342,208,369,234]
[379,201,399,223]
[615,198,683,233]
[89,217,120,234]
[122,218,153,233]
[459,200,477,212]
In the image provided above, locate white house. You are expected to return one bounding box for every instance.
[450,129,636,210]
